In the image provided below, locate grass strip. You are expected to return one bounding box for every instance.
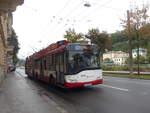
[103,72,150,80]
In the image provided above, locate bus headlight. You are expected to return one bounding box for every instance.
[65,76,78,83]
[97,75,102,79]
[97,76,101,79]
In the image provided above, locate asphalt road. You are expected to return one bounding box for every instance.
[15,68,150,113]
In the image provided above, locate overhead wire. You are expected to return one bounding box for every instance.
[51,0,112,37]
[31,0,101,39]
[78,0,113,22]
[62,0,85,18]
[55,0,72,17]
[44,0,85,38]
[68,0,114,32]
[39,0,74,40]
[23,0,77,43]
[21,0,130,57]
[49,0,146,34]
[38,0,79,42]
[21,1,88,56]
[71,0,100,19]
[45,0,73,30]
[68,0,100,30]
[24,0,126,42]
[49,0,97,35]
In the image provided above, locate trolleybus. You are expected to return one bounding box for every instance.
[25,40,103,88]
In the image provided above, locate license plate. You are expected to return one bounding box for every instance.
[84,83,92,87]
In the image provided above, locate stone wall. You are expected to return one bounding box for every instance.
[0,72,5,86]
[0,13,8,86]
[0,0,24,86]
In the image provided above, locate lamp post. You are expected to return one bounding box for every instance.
[84,2,91,7]
[83,1,91,7]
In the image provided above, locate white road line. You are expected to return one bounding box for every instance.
[102,84,129,92]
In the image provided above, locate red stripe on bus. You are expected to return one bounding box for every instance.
[65,79,103,88]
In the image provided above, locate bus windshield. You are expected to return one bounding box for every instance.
[67,44,100,74]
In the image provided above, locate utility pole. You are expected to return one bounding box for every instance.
[127,10,133,75]
[135,29,140,75]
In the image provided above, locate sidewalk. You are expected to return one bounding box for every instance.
[0,72,65,113]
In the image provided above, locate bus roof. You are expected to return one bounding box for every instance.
[27,40,98,60]
[28,40,69,60]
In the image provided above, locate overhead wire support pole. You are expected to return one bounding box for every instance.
[127,10,133,75]
[137,31,140,75]
[135,28,140,75]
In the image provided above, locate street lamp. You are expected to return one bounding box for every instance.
[84,2,91,7]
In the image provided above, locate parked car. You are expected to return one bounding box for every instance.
[8,65,16,72]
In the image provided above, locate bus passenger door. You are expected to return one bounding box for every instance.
[40,59,44,79]
[56,53,65,84]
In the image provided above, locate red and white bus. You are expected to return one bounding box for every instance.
[25,40,103,88]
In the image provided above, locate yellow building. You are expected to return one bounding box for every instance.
[0,0,24,85]
[103,51,129,65]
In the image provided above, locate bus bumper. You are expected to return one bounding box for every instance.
[65,79,103,88]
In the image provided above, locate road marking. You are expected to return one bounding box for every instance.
[102,84,129,92]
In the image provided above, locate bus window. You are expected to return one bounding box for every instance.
[44,59,46,70]
[49,55,52,66]
[34,59,40,69]
[52,54,56,70]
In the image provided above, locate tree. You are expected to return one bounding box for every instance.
[111,31,128,52]
[139,23,150,38]
[133,56,146,64]
[85,28,100,43]
[85,28,112,60]
[121,3,150,75]
[110,30,149,52]
[10,28,20,65]
[131,4,149,75]
[122,4,150,36]
[111,31,128,45]
[64,28,87,43]
[103,58,113,63]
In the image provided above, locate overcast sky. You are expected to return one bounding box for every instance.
[13,0,150,59]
